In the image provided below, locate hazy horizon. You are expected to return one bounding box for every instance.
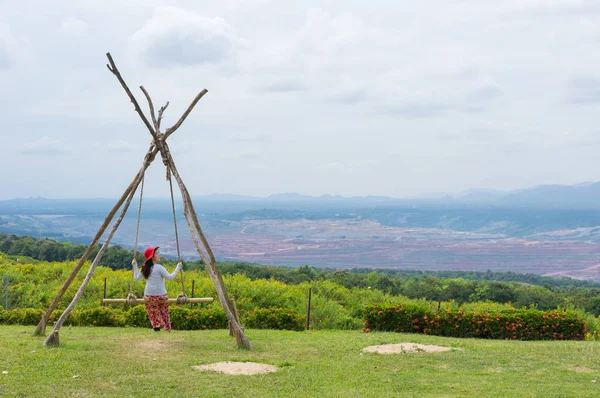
[2,179,598,202]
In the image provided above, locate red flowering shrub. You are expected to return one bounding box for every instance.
[363,303,586,340]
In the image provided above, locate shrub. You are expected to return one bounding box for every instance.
[243,307,305,331]
[74,307,125,327]
[48,309,77,326]
[170,307,227,330]
[2,308,43,325]
[363,304,586,340]
[121,305,228,330]
[124,305,152,328]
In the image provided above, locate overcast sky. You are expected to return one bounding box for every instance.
[2,0,600,200]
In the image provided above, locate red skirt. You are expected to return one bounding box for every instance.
[144,295,172,332]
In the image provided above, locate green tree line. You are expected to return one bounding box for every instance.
[2,233,600,315]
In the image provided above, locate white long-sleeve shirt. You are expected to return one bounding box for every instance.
[133,263,181,296]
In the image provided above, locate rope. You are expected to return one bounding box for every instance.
[133,174,145,261]
[176,293,189,305]
[167,167,185,296]
[126,292,138,306]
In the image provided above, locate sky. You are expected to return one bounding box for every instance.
[2,0,600,200]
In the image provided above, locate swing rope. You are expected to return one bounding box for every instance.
[133,174,145,263]
[167,167,186,299]
[128,169,188,304]
[125,174,146,302]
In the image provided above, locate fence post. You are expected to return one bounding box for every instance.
[4,275,8,311]
[190,280,195,309]
[306,287,311,331]
[103,278,107,306]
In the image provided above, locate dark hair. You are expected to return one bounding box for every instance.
[141,258,154,279]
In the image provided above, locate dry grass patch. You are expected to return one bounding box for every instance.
[362,343,457,354]
[191,362,278,375]
[567,365,596,373]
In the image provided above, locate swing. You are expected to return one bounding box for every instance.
[101,172,214,306]
[41,53,250,348]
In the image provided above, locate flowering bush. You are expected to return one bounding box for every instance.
[170,307,227,330]
[243,307,306,331]
[363,304,587,340]
[586,330,600,341]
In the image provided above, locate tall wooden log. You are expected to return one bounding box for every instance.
[34,148,158,336]
[158,141,251,349]
[44,169,142,346]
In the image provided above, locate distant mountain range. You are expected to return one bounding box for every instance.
[450,182,600,208]
[4,181,600,210]
[199,182,600,209]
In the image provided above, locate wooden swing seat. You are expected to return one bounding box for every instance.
[102,297,213,305]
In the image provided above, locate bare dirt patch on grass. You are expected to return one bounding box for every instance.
[191,362,278,375]
[118,339,183,360]
[567,365,596,373]
[362,343,457,354]
[135,340,173,351]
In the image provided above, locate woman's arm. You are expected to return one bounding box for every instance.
[132,259,143,281]
[158,262,182,281]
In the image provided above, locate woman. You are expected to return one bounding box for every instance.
[132,246,182,332]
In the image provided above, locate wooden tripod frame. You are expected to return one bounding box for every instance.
[35,53,251,349]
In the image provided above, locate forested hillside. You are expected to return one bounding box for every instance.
[2,233,600,316]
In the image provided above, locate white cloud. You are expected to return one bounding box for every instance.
[22,137,70,156]
[518,0,600,16]
[325,90,367,105]
[566,76,600,104]
[0,44,10,69]
[256,80,306,93]
[130,6,242,68]
[106,140,136,152]
[58,18,89,35]
[231,133,271,143]
[245,9,397,93]
[0,23,22,69]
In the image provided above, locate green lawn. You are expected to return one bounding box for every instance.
[1,325,599,397]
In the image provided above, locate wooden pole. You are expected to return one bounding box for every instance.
[44,171,142,347]
[307,287,312,331]
[228,296,242,337]
[232,296,241,325]
[177,167,251,348]
[190,280,195,309]
[4,275,8,311]
[34,146,158,336]
[103,278,107,307]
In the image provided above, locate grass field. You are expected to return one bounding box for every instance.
[1,325,599,397]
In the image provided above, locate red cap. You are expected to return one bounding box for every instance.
[144,246,160,260]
